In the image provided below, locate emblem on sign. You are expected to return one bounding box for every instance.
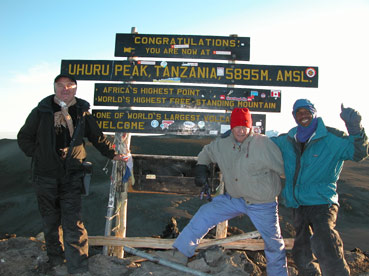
[198,121,205,129]
[305,67,316,78]
[151,120,159,128]
[160,120,175,129]
[183,121,196,129]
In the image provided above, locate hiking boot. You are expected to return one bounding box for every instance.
[35,258,65,274]
[34,261,53,274]
[154,249,188,265]
[52,264,68,276]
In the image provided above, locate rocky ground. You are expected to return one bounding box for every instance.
[1,230,369,276]
[1,137,369,275]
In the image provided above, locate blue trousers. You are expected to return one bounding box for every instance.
[173,194,288,276]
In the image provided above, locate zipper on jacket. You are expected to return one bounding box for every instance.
[245,140,250,158]
[291,135,321,206]
[290,136,302,206]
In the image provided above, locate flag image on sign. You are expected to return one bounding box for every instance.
[271,90,281,98]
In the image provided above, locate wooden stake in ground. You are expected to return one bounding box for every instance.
[215,172,228,239]
[112,133,131,258]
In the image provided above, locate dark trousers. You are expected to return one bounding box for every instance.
[292,204,350,276]
[34,173,88,274]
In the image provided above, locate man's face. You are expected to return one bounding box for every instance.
[54,77,77,104]
[295,108,313,127]
[231,126,251,143]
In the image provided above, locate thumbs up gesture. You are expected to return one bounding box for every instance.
[340,104,362,135]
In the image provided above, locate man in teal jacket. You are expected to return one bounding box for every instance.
[272,99,368,276]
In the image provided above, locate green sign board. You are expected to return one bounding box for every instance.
[61,60,318,88]
[92,109,266,135]
[94,83,281,112]
[115,33,251,61]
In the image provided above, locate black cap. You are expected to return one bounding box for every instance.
[54,74,77,84]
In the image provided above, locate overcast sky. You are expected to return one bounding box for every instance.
[1,0,368,138]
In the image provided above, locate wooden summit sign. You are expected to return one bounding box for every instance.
[92,109,266,135]
[115,33,250,61]
[94,83,281,112]
[61,60,318,88]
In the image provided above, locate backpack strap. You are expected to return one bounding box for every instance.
[65,113,85,162]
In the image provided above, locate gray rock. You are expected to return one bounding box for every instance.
[88,254,130,276]
[202,245,224,266]
[187,258,211,273]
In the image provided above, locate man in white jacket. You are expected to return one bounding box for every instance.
[172,107,288,276]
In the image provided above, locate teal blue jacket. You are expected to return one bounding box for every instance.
[271,118,368,208]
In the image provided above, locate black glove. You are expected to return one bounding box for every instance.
[221,129,231,138]
[340,104,362,135]
[200,183,212,202]
[194,164,209,187]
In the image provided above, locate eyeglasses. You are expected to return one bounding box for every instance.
[55,82,77,89]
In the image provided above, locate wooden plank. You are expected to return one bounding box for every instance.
[131,154,197,161]
[88,235,294,251]
[131,175,203,194]
[198,231,261,248]
[221,238,294,251]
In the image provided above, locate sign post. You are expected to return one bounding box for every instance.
[102,28,136,258]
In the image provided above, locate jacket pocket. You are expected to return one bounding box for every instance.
[244,170,281,202]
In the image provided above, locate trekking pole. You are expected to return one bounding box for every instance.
[123,246,210,276]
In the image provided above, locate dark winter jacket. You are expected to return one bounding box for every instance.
[17,95,116,178]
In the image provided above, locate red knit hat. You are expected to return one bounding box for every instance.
[230,108,252,129]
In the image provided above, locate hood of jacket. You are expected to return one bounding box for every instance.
[37,95,90,114]
[287,117,327,142]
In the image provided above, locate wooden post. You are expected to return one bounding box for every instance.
[215,114,230,239]
[112,26,137,257]
[215,173,228,238]
[214,35,237,239]
[104,27,137,258]
[112,133,131,258]
[102,138,118,256]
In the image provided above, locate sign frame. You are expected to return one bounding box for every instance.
[61,60,318,88]
[115,33,250,61]
[93,83,281,112]
[92,109,266,135]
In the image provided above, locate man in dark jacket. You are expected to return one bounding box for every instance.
[17,74,127,275]
[272,99,368,276]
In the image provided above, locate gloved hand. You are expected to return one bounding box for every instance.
[194,164,209,187]
[200,183,212,201]
[221,129,231,138]
[340,104,362,135]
